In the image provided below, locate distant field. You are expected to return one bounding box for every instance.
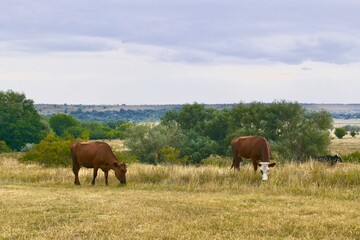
[330,119,360,155]
[330,135,360,155]
[333,118,360,127]
[1,151,359,239]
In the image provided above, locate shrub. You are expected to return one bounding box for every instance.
[180,131,218,164]
[160,147,189,165]
[114,151,139,164]
[350,131,357,138]
[334,127,347,139]
[0,141,12,153]
[342,151,360,163]
[20,134,73,167]
[125,123,185,164]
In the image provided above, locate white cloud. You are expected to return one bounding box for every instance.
[1,0,360,104]
[1,47,359,104]
[1,1,360,64]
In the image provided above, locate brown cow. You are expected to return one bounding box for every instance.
[231,136,276,180]
[70,141,127,185]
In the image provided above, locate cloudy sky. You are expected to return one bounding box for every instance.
[1,0,360,104]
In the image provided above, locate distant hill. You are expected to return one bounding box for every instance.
[35,103,360,122]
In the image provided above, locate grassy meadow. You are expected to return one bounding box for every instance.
[1,135,360,239]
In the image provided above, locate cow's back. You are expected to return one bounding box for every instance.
[71,142,112,168]
[233,136,270,161]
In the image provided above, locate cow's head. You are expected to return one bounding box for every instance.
[114,162,127,184]
[335,154,343,162]
[258,162,276,181]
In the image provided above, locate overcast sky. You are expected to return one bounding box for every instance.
[1,0,360,104]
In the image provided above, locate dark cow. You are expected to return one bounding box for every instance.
[315,154,342,166]
[70,141,127,185]
[231,136,276,180]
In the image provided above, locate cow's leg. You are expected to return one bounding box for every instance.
[104,170,109,185]
[231,154,235,170]
[92,167,99,185]
[252,158,258,171]
[230,156,236,170]
[72,159,81,185]
[231,146,240,171]
[231,156,241,171]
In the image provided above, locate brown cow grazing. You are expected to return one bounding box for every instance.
[70,141,127,185]
[231,136,276,180]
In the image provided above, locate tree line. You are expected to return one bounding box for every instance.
[0,90,342,166]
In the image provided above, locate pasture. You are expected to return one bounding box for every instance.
[1,154,359,239]
[1,130,360,240]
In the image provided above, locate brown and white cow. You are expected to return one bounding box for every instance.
[231,136,276,180]
[70,141,127,185]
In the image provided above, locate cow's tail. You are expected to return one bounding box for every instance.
[70,142,79,167]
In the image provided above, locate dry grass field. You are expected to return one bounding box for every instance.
[330,135,360,155]
[1,150,360,239]
[1,124,360,240]
[330,119,360,155]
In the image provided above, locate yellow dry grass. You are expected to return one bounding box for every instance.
[0,154,359,240]
[330,135,360,155]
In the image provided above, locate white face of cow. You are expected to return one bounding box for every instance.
[258,162,276,181]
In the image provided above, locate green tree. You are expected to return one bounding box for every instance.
[227,101,333,160]
[0,90,47,150]
[204,109,231,154]
[80,122,110,140]
[334,127,347,139]
[49,114,79,137]
[124,123,185,164]
[106,121,136,139]
[65,126,88,139]
[161,109,179,125]
[176,103,211,133]
[160,101,333,162]
[180,130,218,164]
[162,103,224,157]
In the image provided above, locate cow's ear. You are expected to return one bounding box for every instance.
[113,161,120,167]
[269,163,276,167]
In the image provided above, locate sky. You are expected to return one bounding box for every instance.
[1,0,360,105]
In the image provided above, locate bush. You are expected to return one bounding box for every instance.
[342,151,360,163]
[180,131,218,164]
[114,151,139,164]
[124,123,185,164]
[20,134,73,167]
[350,131,357,138]
[334,127,347,139]
[0,141,12,153]
[160,147,189,165]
